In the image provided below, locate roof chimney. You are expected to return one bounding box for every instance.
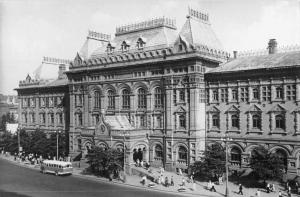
[267,39,277,54]
[233,51,238,59]
[58,64,66,79]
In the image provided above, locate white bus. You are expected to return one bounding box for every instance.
[40,160,73,176]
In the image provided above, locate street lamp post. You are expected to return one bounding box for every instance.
[222,134,232,197]
[56,130,61,160]
[18,127,21,155]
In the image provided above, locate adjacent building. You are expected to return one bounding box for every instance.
[15,8,300,177]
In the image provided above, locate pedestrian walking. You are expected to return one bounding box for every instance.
[210,182,216,192]
[165,176,169,187]
[266,183,270,193]
[237,183,243,195]
[278,190,283,197]
[287,189,292,197]
[170,176,174,186]
[178,168,183,176]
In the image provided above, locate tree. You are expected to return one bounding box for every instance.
[87,146,123,178]
[190,143,226,180]
[250,146,285,182]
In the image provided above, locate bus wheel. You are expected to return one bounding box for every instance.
[55,171,58,176]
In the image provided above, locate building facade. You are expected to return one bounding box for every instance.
[205,40,300,178]
[16,8,300,177]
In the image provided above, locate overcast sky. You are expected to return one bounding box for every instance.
[1,0,300,95]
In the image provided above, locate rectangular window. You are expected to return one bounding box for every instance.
[286,85,296,101]
[179,89,185,102]
[252,88,259,100]
[240,87,249,102]
[262,86,271,101]
[220,88,228,102]
[173,89,177,104]
[232,89,238,101]
[212,89,218,101]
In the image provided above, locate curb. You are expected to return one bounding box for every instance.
[0,156,222,197]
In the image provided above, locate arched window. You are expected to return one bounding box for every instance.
[179,115,186,129]
[212,114,219,127]
[77,112,82,126]
[155,145,163,159]
[138,88,147,108]
[231,115,239,128]
[178,146,187,161]
[137,37,146,49]
[230,147,241,166]
[122,89,130,109]
[121,41,130,52]
[94,91,101,109]
[154,87,163,108]
[275,115,285,129]
[252,114,261,129]
[107,90,115,109]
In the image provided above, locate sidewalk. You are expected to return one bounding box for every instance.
[1,154,299,197]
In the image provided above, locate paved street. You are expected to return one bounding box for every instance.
[0,158,183,197]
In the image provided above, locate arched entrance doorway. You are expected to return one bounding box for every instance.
[274,149,288,172]
[132,144,148,164]
[230,147,242,167]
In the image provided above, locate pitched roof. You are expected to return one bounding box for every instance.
[208,51,300,73]
[90,22,177,59]
[179,15,223,51]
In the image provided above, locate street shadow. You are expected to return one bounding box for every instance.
[0,189,32,197]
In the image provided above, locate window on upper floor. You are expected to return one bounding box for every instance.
[262,86,271,101]
[121,41,130,52]
[276,87,283,99]
[173,89,177,104]
[40,113,45,124]
[240,87,249,102]
[75,95,83,107]
[212,114,220,128]
[275,115,285,129]
[154,87,163,108]
[252,88,259,100]
[137,38,146,49]
[107,43,115,54]
[49,113,54,125]
[252,114,261,129]
[231,114,239,129]
[122,89,130,109]
[286,85,296,101]
[107,90,115,110]
[212,89,218,101]
[232,89,238,101]
[30,113,35,123]
[94,91,101,109]
[220,88,228,102]
[179,89,185,102]
[179,114,186,129]
[77,113,83,126]
[155,116,162,128]
[57,113,63,125]
[138,88,147,109]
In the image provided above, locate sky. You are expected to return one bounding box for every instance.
[1,0,300,95]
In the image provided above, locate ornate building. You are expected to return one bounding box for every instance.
[16,8,300,177]
[206,39,300,178]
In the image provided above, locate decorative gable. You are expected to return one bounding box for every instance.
[247,104,262,113]
[293,106,300,113]
[226,105,240,113]
[174,106,186,114]
[207,106,220,113]
[269,104,286,113]
[73,53,83,67]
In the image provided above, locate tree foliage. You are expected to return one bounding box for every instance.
[0,128,67,158]
[250,146,285,181]
[191,143,226,180]
[87,146,124,178]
